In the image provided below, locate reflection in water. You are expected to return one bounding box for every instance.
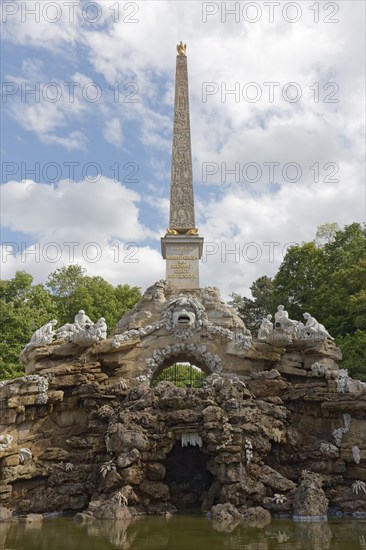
[295,521,332,549]
[2,516,366,550]
[87,520,136,549]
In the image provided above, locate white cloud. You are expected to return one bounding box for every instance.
[44,130,88,152]
[1,175,163,288]
[198,170,364,299]
[103,117,123,148]
[1,241,164,291]
[5,63,91,150]
[1,177,152,242]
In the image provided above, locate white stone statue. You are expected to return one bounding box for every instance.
[19,448,33,464]
[270,305,298,345]
[95,317,107,339]
[73,316,107,347]
[299,312,334,341]
[258,314,274,342]
[56,322,75,341]
[24,319,58,350]
[274,305,297,330]
[74,310,93,327]
[161,294,207,340]
[56,311,107,347]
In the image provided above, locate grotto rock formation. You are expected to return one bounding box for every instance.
[0,282,365,520]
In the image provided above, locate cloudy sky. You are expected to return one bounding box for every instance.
[1,0,365,299]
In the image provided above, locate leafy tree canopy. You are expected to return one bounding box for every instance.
[46,265,141,330]
[315,222,339,246]
[0,272,57,379]
[229,276,274,333]
[232,223,366,380]
[0,267,141,380]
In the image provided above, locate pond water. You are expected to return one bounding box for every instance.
[1,515,365,550]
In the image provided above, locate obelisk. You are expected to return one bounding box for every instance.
[161,42,204,289]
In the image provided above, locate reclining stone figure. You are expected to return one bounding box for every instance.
[298,312,334,341]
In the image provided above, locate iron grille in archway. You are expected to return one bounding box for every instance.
[151,363,205,388]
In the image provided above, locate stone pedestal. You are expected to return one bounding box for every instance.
[161,235,204,289]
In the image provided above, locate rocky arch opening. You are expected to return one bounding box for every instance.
[146,342,224,388]
[164,440,214,511]
[151,360,207,388]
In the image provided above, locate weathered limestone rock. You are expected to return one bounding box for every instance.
[120,465,144,486]
[242,506,271,525]
[0,281,364,521]
[139,481,170,501]
[219,479,266,506]
[103,470,122,489]
[146,462,166,481]
[293,471,329,517]
[117,449,140,469]
[250,464,296,492]
[211,503,242,523]
[0,507,12,521]
[108,428,149,453]
[87,499,131,520]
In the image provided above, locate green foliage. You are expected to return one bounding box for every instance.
[272,224,366,326]
[229,276,274,332]
[152,363,205,388]
[313,259,366,337]
[233,223,366,380]
[309,224,366,338]
[0,267,141,380]
[46,266,141,330]
[0,272,57,380]
[272,242,326,319]
[322,222,366,272]
[336,331,366,382]
[315,222,339,246]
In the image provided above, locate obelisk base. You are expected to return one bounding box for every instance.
[161,235,204,289]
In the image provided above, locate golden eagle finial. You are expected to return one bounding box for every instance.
[177,41,187,56]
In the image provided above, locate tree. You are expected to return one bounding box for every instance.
[46,265,92,324]
[315,222,339,246]
[273,224,366,378]
[309,223,366,338]
[272,242,326,319]
[232,224,366,380]
[0,267,142,380]
[229,276,274,332]
[0,272,57,379]
[46,266,141,329]
[313,259,366,337]
[336,331,366,382]
[322,223,365,272]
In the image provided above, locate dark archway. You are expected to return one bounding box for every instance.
[164,441,214,510]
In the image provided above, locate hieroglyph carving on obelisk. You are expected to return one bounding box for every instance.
[168,42,196,233]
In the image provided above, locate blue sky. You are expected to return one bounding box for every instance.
[1,1,365,298]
